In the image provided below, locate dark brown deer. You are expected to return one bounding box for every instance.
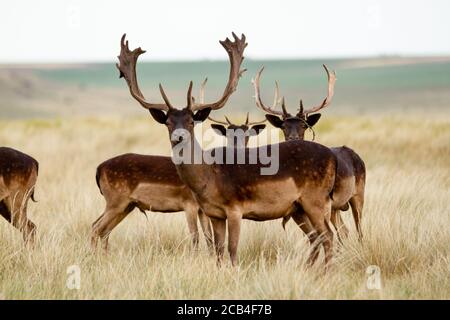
[91,81,266,251]
[0,147,38,244]
[209,113,266,147]
[116,33,338,267]
[253,65,365,241]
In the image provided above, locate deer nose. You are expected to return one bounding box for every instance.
[286,135,296,141]
[171,129,189,143]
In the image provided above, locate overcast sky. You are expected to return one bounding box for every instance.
[1,0,449,63]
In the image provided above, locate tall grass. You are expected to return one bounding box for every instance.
[0,114,449,299]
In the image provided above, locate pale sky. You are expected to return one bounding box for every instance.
[1,0,450,63]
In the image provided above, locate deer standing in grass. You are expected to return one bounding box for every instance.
[253,66,366,241]
[0,147,38,244]
[91,79,266,251]
[116,32,339,267]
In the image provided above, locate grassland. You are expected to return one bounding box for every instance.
[0,57,449,299]
[0,113,449,299]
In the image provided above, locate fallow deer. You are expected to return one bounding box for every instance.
[91,81,266,251]
[116,33,338,266]
[0,147,38,244]
[209,113,266,148]
[253,65,366,241]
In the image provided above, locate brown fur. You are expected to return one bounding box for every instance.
[91,120,266,252]
[151,107,337,267]
[0,147,38,244]
[177,133,337,267]
[91,153,213,251]
[267,114,366,241]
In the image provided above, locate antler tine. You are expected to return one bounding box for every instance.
[252,67,286,117]
[198,78,208,104]
[158,84,174,109]
[186,81,194,108]
[192,33,248,111]
[116,34,169,111]
[303,64,336,115]
[208,116,229,125]
[245,112,249,125]
[281,97,290,117]
[273,81,281,111]
[296,99,304,117]
[247,117,267,126]
[224,116,233,125]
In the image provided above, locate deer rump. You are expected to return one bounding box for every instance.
[0,147,39,202]
[0,147,38,244]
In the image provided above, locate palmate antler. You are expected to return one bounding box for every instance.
[201,77,266,126]
[253,64,336,118]
[117,32,247,113]
[116,34,169,111]
[191,32,248,111]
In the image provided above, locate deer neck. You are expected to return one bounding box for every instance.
[172,131,215,198]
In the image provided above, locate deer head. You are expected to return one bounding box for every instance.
[209,113,266,147]
[252,65,336,141]
[116,33,247,147]
[193,78,266,147]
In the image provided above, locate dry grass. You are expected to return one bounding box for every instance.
[0,113,449,299]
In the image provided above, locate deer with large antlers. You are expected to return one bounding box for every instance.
[253,65,366,241]
[91,64,266,252]
[115,32,339,266]
[0,147,38,244]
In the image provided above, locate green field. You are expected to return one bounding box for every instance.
[1,56,450,119]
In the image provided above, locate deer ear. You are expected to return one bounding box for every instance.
[306,113,321,127]
[249,124,266,136]
[211,124,227,136]
[193,108,212,122]
[149,109,167,124]
[265,115,283,128]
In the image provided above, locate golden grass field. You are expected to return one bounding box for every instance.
[0,112,449,299]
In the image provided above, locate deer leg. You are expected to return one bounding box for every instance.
[227,212,242,267]
[1,196,36,245]
[210,217,226,266]
[91,201,132,252]
[330,209,348,244]
[18,200,36,245]
[336,210,349,241]
[198,209,214,252]
[349,195,364,241]
[0,199,11,221]
[290,204,316,243]
[291,209,320,262]
[184,207,199,249]
[288,204,321,263]
[302,198,333,267]
[90,212,105,249]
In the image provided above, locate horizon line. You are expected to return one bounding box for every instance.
[2,54,450,67]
